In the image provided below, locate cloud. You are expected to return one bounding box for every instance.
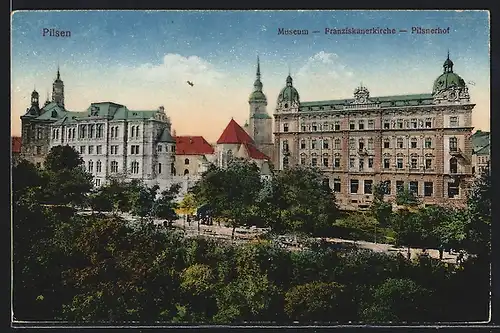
[126,54,226,87]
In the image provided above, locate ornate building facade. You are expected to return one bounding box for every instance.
[273,55,475,209]
[20,68,178,189]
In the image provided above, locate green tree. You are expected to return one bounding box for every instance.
[284,281,347,322]
[44,145,84,172]
[391,209,424,259]
[371,182,393,243]
[130,183,160,221]
[360,278,432,323]
[192,158,262,240]
[395,187,420,208]
[265,166,339,236]
[178,264,217,322]
[154,184,181,225]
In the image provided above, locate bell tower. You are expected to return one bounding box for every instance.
[52,66,65,107]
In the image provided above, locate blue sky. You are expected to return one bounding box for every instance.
[11,10,490,141]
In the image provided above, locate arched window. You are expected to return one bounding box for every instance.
[96,160,102,173]
[184,169,189,175]
[88,160,94,172]
[425,137,432,148]
[410,137,418,148]
[450,157,458,174]
[89,125,95,138]
[300,139,306,149]
[334,138,341,150]
[184,158,190,165]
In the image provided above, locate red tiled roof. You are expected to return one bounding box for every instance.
[175,136,214,155]
[217,118,255,144]
[243,143,269,160]
[12,136,21,153]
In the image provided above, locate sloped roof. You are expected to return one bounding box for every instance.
[11,136,21,153]
[176,136,214,155]
[472,130,490,151]
[158,128,176,143]
[243,142,269,160]
[217,118,255,144]
[475,143,490,156]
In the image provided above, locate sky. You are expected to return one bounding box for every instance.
[11,10,490,142]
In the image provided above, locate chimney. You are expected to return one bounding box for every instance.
[159,105,165,113]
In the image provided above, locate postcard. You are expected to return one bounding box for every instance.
[11,10,491,327]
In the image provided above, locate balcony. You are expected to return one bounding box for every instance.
[449,147,462,156]
[358,148,368,155]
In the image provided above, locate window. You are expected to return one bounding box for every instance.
[397,157,403,169]
[349,138,355,150]
[383,180,391,195]
[425,158,432,169]
[96,145,102,155]
[283,123,289,132]
[95,178,101,187]
[36,146,42,155]
[410,138,417,149]
[350,179,359,194]
[323,122,329,131]
[110,145,118,155]
[312,123,317,131]
[450,157,458,173]
[384,121,390,129]
[283,156,289,168]
[349,158,355,168]
[409,181,418,195]
[368,119,374,129]
[88,160,94,172]
[131,161,140,174]
[449,137,458,152]
[158,163,162,174]
[397,119,404,129]
[425,118,432,128]
[333,179,341,192]
[359,158,364,171]
[411,157,418,169]
[358,139,365,150]
[334,139,341,150]
[96,124,103,138]
[88,145,94,154]
[368,158,374,168]
[311,139,317,149]
[424,182,433,197]
[397,138,404,149]
[350,120,355,130]
[323,139,329,149]
[383,158,390,169]
[301,124,306,132]
[362,138,371,151]
[110,161,118,173]
[171,145,175,152]
[396,181,404,192]
[334,121,340,131]
[450,116,459,127]
[322,178,329,188]
[358,120,365,130]
[89,125,95,138]
[364,180,373,194]
[334,157,340,168]
[323,157,329,167]
[80,146,86,155]
[185,158,190,165]
[425,138,432,149]
[300,140,306,149]
[300,157,306,165]
[411,119,417,128]
[96,160,102,173]
[171,163,176,175]
[283,140,289,153]
[383,139,390,149]
[311,157,318,166]
[131,145,140,154]
[158,145,163,152]
[37,128,43,139]
[448,182,459,198]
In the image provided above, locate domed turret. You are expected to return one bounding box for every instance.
[277,74,300,105]
[432,53,466,95]
[249,56,267,104]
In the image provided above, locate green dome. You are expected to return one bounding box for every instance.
[277,75,300,104]
[432,55,466,94]
[433,72,466,94]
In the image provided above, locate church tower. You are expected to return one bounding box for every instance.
[52,67,65,107]
[248,56,273,159]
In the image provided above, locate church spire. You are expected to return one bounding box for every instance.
[256,55,261,80]
[253,56,263,92]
